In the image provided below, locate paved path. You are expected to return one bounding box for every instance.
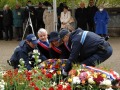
[0,37,120,74]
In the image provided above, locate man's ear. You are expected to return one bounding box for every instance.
[26,40,30,44]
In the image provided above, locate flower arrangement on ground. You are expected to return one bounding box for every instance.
[0,49,120,90]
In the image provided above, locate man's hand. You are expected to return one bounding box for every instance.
[62,69,68,76]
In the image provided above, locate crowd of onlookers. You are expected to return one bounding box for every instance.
[0,0,110,41]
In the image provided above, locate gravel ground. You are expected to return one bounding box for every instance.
[0,37,120,74]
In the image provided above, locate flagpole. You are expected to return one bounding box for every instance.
[53,0,57,32]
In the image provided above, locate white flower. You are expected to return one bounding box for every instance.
[32,55,35,58]
[29,61,32,64]
[105,87,113,90]
[49,70,54,73]
[36,56,39,59]
[33,49,38,53]
[72,76,81,84]
[38,59,41,63]
[0,84,4,90]
[52,82,57,86]
[0,80,5,90]
[88,77,95,84]
[100,79,112,86]
[19,58,24,62]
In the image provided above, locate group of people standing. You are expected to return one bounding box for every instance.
[75,1,109,40]
[0,0,110,41]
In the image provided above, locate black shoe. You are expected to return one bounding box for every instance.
[9,38,12,41]
[5,39,8,41]
[7,60,12,66]
[105,36,110,41]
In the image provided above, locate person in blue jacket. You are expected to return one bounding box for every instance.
[8,34,47,70]
[59,28,113,76]
[94,4,109,40]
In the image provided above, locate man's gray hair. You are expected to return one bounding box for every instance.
[37,28,48,34]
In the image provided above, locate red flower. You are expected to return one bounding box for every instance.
[27,76,32,81]
[66,84,72,90]
[45,73,53,79]
[41,69,46,75]
[38,76,42,80]
[49,87,54,90]
[57,84,63,90]
[34,86,40,90]
[54,64,59,69]
[42,87,47,90]
[30,82,36,87]
[93,74,104,84]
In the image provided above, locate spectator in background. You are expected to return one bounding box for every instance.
[57,3,64,31]
[43,2,54,35]
[24,0,36,34]
[36,2,45,31]
[87,0,98,32]
[37,28,50,59]
[0,10,3,40]
[75,2,87,30]
[3,4,13,41]
[94,4,109,41]
[60,6,74,32]
[13,4,24,41]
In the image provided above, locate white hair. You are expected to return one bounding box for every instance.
[3,4,9,10]
[37,28,48,34]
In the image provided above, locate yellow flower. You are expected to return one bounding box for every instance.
[57,71,61,75]
[101,74,107,78]
[62,64,65,67]
[68,78,72,83]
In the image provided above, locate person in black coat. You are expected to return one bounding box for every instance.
[57,3,64,31]
[49,31,70,59]
[24,0,36,34]
[75,2,87,30]
[87,0,98,32]
[0,10,3,40]
[36,2,45,31]
[8,34,47,70]
[59,28,113,76]
[49,31,62,59]
[3,4,13,41]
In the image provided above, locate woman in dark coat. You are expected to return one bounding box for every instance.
[3,4,13,41]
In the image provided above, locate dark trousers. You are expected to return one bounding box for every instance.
[36,20,45,31]
[77,22,87,30]
[88,21,95,32]
[4,26,13,40]
[15,27,23,40]
[0,27,3,39]
[81,43,113,66]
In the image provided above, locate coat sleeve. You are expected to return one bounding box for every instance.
[94,12,98,24]
[19,51,32,70]
[43,10,46,24]
[60,11,71,23]
[105,11,109,24]
[64,40,82,72]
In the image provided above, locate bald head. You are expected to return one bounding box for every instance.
[80,2,85,8]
